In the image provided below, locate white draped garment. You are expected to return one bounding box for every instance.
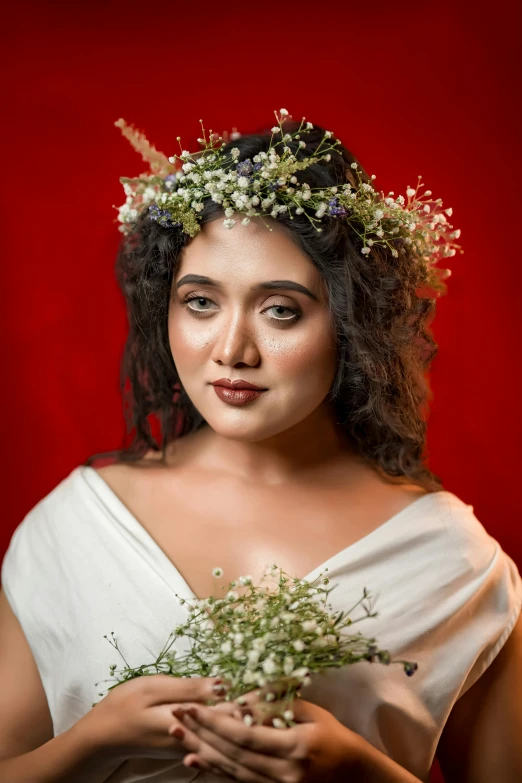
[2,465,521,782]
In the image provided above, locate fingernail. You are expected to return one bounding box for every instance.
[171,726,185,739]
[173,707,185,719]
[188,758,202,769]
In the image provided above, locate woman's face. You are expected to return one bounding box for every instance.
[168,215,338,442]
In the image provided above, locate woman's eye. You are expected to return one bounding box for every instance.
[263,305,301,322]
[183,295,214,314]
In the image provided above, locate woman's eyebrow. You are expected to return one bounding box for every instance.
[175,274,318,301]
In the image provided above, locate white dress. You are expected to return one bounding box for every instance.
[2,465,521,783]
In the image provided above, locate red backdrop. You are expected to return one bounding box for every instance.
[1,2,521,780]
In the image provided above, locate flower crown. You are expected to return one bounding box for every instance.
[115,108,462,286]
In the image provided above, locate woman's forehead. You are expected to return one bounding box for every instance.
[178,217,320,289]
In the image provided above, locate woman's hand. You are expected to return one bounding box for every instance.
[169,693,362,781]
[81,674,230,761]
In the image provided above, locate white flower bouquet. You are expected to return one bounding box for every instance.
[95,564,417,728]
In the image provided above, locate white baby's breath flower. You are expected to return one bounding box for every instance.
[223,218,236,229]
[262,657,278,675]
[406,188,416,198]
[445,207,453,216]
[361,247,371,255]
[279,108,289,116]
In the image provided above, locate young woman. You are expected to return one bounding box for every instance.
[1,114,520,783]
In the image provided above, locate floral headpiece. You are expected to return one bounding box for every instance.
[115,108,462,285]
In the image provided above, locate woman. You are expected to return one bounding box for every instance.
[1,111,520,782]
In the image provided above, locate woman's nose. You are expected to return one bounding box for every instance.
[210,313,261,367]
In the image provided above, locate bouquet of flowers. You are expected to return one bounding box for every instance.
[95,564,417,728]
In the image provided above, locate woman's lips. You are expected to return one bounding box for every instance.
[212,386,267,405]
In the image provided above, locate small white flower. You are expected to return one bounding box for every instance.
[283,710,294,722]
[445,207,453,216]
[424,190,432,196]
[351,162,358,169]
[220,640,232,654]
[292,639,305,652]
[272,717,286,729]
[279,108,289,116]
[231,148,241,160]
[223,219,236,229]
[406,188,416,198]
[423,205,430,213]
[450,229,461,239]
[374,209,384,220]
[243,714,254,727]
[361,247,371,255]
[262,657,278,675]
[271,126,280,133]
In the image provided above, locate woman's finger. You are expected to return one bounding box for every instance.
[177,712,283,782]
[176,703,298,759]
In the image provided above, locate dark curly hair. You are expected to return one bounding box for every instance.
[85,119,448,492]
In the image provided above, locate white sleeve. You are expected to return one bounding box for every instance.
[449,504,522,700]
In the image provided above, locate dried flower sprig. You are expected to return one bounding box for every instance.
[114,107,462,291]
[95,564,417,729]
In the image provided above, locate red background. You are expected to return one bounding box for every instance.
[1,2,520,779]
